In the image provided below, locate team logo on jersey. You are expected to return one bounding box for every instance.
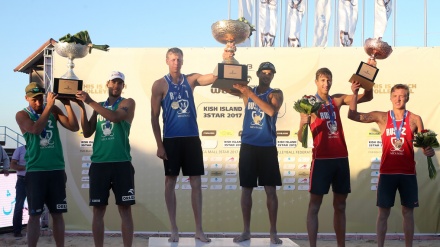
[39,130,54,147]
[251,110,264,126]
[391,137,404,151]
[176,99,190,114]
[101,122,114,137]
[326,121,338,135]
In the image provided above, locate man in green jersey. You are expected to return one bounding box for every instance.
[16,82,79,247]
[76,71,136,247]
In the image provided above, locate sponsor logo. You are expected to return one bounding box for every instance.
[225,178,237,183]
[210,157,222,162]
[210,163,223,169]
[122,195,135,201]
[371,185,378,191]
[298,185,310,191]
[283,156,295,162]
[81,183,89,189]
[82,170,89,175]
[181,184,191,190]
[298,157,310,162]
[283,170,295,176]
[371,178,379,183]
[225,171,237,176]
[211,171,223,176]
[283,163,295,169]
[56,204,67,209]
[225,185,237,190]
[201,177,208,183]
[81,176,89,182]
[283,177,295,183]
[225,164,238,169]
[298,178,309,184]
[297,164,310,170]
[371,171,379,177]
[201,130,217,136]
[210,185,223,190]
[91,199,100,203]
[128,189,134,194]
[283,185,295,190]
[210,177,223,183]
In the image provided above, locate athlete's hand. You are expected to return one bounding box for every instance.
[157,146,168,160]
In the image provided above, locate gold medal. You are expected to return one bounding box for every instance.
[171,101,179,110]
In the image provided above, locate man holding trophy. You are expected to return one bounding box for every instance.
[151,47,232,242]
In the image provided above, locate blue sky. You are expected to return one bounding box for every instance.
[1,0,439,145]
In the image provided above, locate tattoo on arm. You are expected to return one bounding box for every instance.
[360,113,375,122]
[121,107,129,113]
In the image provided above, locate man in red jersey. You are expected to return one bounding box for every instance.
[348,83,434,247]
[297,68,373,247]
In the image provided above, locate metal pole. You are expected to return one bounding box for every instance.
[393,0,396,46]
[228,0,231,19]
[362,0,364,44]
[279,0,283,47]
[424,0,427,47]
[305,0,309,47]
[334,0,338,46]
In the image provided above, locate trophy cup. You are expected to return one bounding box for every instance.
[211,20,251,89]
[53,42,86,97]
[349,38,393,90]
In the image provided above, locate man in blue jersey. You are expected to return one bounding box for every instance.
[151,47,227,242]
[76,71,136,247]
[229,62,283,244]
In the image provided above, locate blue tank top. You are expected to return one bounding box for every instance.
[161,74,199,138]
[241,87,277,146]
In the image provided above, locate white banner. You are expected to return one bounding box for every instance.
[313,0,331,47]
[374,0,393,38]
[284,0,307,47]
[338,0,358,47]
[259,0,278,47]
[238,0,255,47]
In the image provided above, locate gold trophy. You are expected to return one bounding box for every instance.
[349,38,393,90]
[211,19,252,89]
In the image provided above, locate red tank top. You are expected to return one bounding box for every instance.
[310,98,348,159]
[380,111,415,174]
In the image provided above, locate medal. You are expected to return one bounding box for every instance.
[390,110,407,148]
[394,139,403,149]
[329,123,337,133]
[171,101,179,110]
[40,138,49,147]
[315,94,336,133]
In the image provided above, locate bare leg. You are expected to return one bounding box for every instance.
[27,215,41,247]
[92,205,107,247]
[376,207,391,247]
[333,193,348,247]
[233,187,253,243]
[402,206,414,247]
[189,176,210,242]
[165,176,179,242]
[118,205,133,247]
[307,193,323,247]
[265,186,282,244]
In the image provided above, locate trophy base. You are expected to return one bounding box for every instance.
[211,78,249,90]
[349,74,375,91]
[212,63,248,90]
[53,78,83,98]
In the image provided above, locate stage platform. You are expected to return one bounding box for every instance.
[148,237,299,247]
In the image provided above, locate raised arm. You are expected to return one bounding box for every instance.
[16,93,57,135]
[333,81,374,107]
[77,91,135,124]
[54,98,80,132]
[348,81,386,130]
[74,98,98,138]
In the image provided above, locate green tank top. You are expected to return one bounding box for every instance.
[91,98,132,163]
[23,107,65,171]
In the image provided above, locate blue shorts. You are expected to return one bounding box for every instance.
[89,161,135,206]
[377,174,418,208]
[309,158,351,195]
[26,170,67,215]
[163,137,204,176]
[238,143,282,187]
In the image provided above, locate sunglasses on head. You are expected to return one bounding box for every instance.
[26,87,46,94]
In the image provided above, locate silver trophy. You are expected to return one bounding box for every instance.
[349,38,393,90]
[54,42,89,80]
[211,20,251,89]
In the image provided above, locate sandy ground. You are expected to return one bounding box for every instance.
[1,232,440,247]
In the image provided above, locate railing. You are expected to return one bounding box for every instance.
[0,126,25,148]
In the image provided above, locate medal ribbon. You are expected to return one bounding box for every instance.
[315,94,335,124]
[391,110,407,140]
[103,97,123,128]
[28,105,46,138]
